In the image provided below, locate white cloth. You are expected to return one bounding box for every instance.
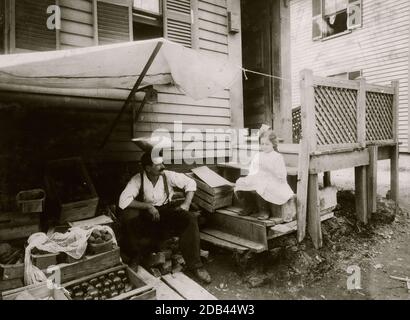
[235,151,294,205]
[0,38,241,101]
[24,225,117,286]
[119,170,197,209]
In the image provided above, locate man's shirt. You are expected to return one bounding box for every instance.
[119,170,197,209]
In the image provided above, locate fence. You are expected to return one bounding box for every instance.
[293,70,398,151]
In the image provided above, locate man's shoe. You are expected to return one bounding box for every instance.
[193,267,212,284]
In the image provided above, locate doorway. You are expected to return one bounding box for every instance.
[241,0,275,130]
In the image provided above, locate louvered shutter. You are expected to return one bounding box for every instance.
[97,0,132,45]
[163,0,192,48]
[14,0,56,52]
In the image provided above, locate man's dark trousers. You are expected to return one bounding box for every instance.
[120,201,203,270]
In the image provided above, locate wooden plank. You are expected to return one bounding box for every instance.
[355,166,368,224]
[60,20,94,37]
[0,278,23,293]
[191,166,234,188]
[209,211,268,248]
[0,263,24,281]
[60,0,93,12]
[200,232,248,253]
[357,78,366,147]
[61,7,93,25]
[313,76,360,90]
[309,149,370,174]
[136,266,184,300]
[365,84,395,94]
[367,146,378,215]
[0,224,40,241]
[269,212,334,239]
[162,272,217,300]
[308,174,322,249]
[215,208,276,227]
[60,32,94,47]
[57,247,121,283]
[390,144,399,205]
[201,228,266,253]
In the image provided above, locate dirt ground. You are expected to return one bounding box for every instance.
[199,155,410,300]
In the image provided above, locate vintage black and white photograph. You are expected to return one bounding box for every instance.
[0,0,409,303]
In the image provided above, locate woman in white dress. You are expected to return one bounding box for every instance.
[235,130,294,220]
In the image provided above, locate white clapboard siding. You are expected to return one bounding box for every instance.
[60,0,94,48]
[14,0,56,52]
[290,0,410,152]
[198,0,228,56]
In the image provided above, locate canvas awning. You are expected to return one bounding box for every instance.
[0,38,240,100]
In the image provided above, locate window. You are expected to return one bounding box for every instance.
[133,0,163,41]
[133,0,161,15]
[312,0,362,40]
[329,70,362,80]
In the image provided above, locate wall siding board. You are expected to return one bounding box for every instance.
[290,0,410,152]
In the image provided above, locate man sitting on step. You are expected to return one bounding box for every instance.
[118,152,212,284]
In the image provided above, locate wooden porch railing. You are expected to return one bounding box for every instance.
[295,69,399,247]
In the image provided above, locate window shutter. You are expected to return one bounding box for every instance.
[163,0,192,48]
[14,0,56,52]
[347,0,362,30]
[312,0,323,40]
[97,0,132,45]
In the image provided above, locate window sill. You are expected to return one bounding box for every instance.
[321,30,352,41]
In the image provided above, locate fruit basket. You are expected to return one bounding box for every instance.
[87,229,114,255]
[62,264,156,300]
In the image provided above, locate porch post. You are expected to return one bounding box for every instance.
[279,0,292,142]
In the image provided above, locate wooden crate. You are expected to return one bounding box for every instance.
[0,210,41,241]
[186,173,233,213]
[31,252,59,270]
[2,282,70,300]
[0,278,23,293]
[57,247,121,283]
[62,264,156,300]
[45,157,99,224]
[0,262,24,281]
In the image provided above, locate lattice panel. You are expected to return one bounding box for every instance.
[292,107,301,143]
[365,92,394,142]
[314,86,358,145]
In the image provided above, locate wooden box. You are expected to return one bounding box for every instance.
[45,157,99,224]
[62,264,156,300]
[2,282,70,300]
[186,173,233,213]
[0,262,24,281]
[0,210,41,241]
[31,252,59,270]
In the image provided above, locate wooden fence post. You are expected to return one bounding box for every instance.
[367,146,378,217]
[355,166,368,224]
[297,69,316,243]
[356,78,366,148]
[308,173,322,249]
[391,81,400,209]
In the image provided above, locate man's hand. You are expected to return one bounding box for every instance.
[178,202,190,212]
[148,205,160,221]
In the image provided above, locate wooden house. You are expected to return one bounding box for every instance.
[0,0,293,206]
[290,0,410,153]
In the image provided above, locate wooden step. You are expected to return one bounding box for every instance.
[200,232,248,253]
[206,210,268,248]
[201,228,266,253]
[216,207,276,227]
[268,212,334,239]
